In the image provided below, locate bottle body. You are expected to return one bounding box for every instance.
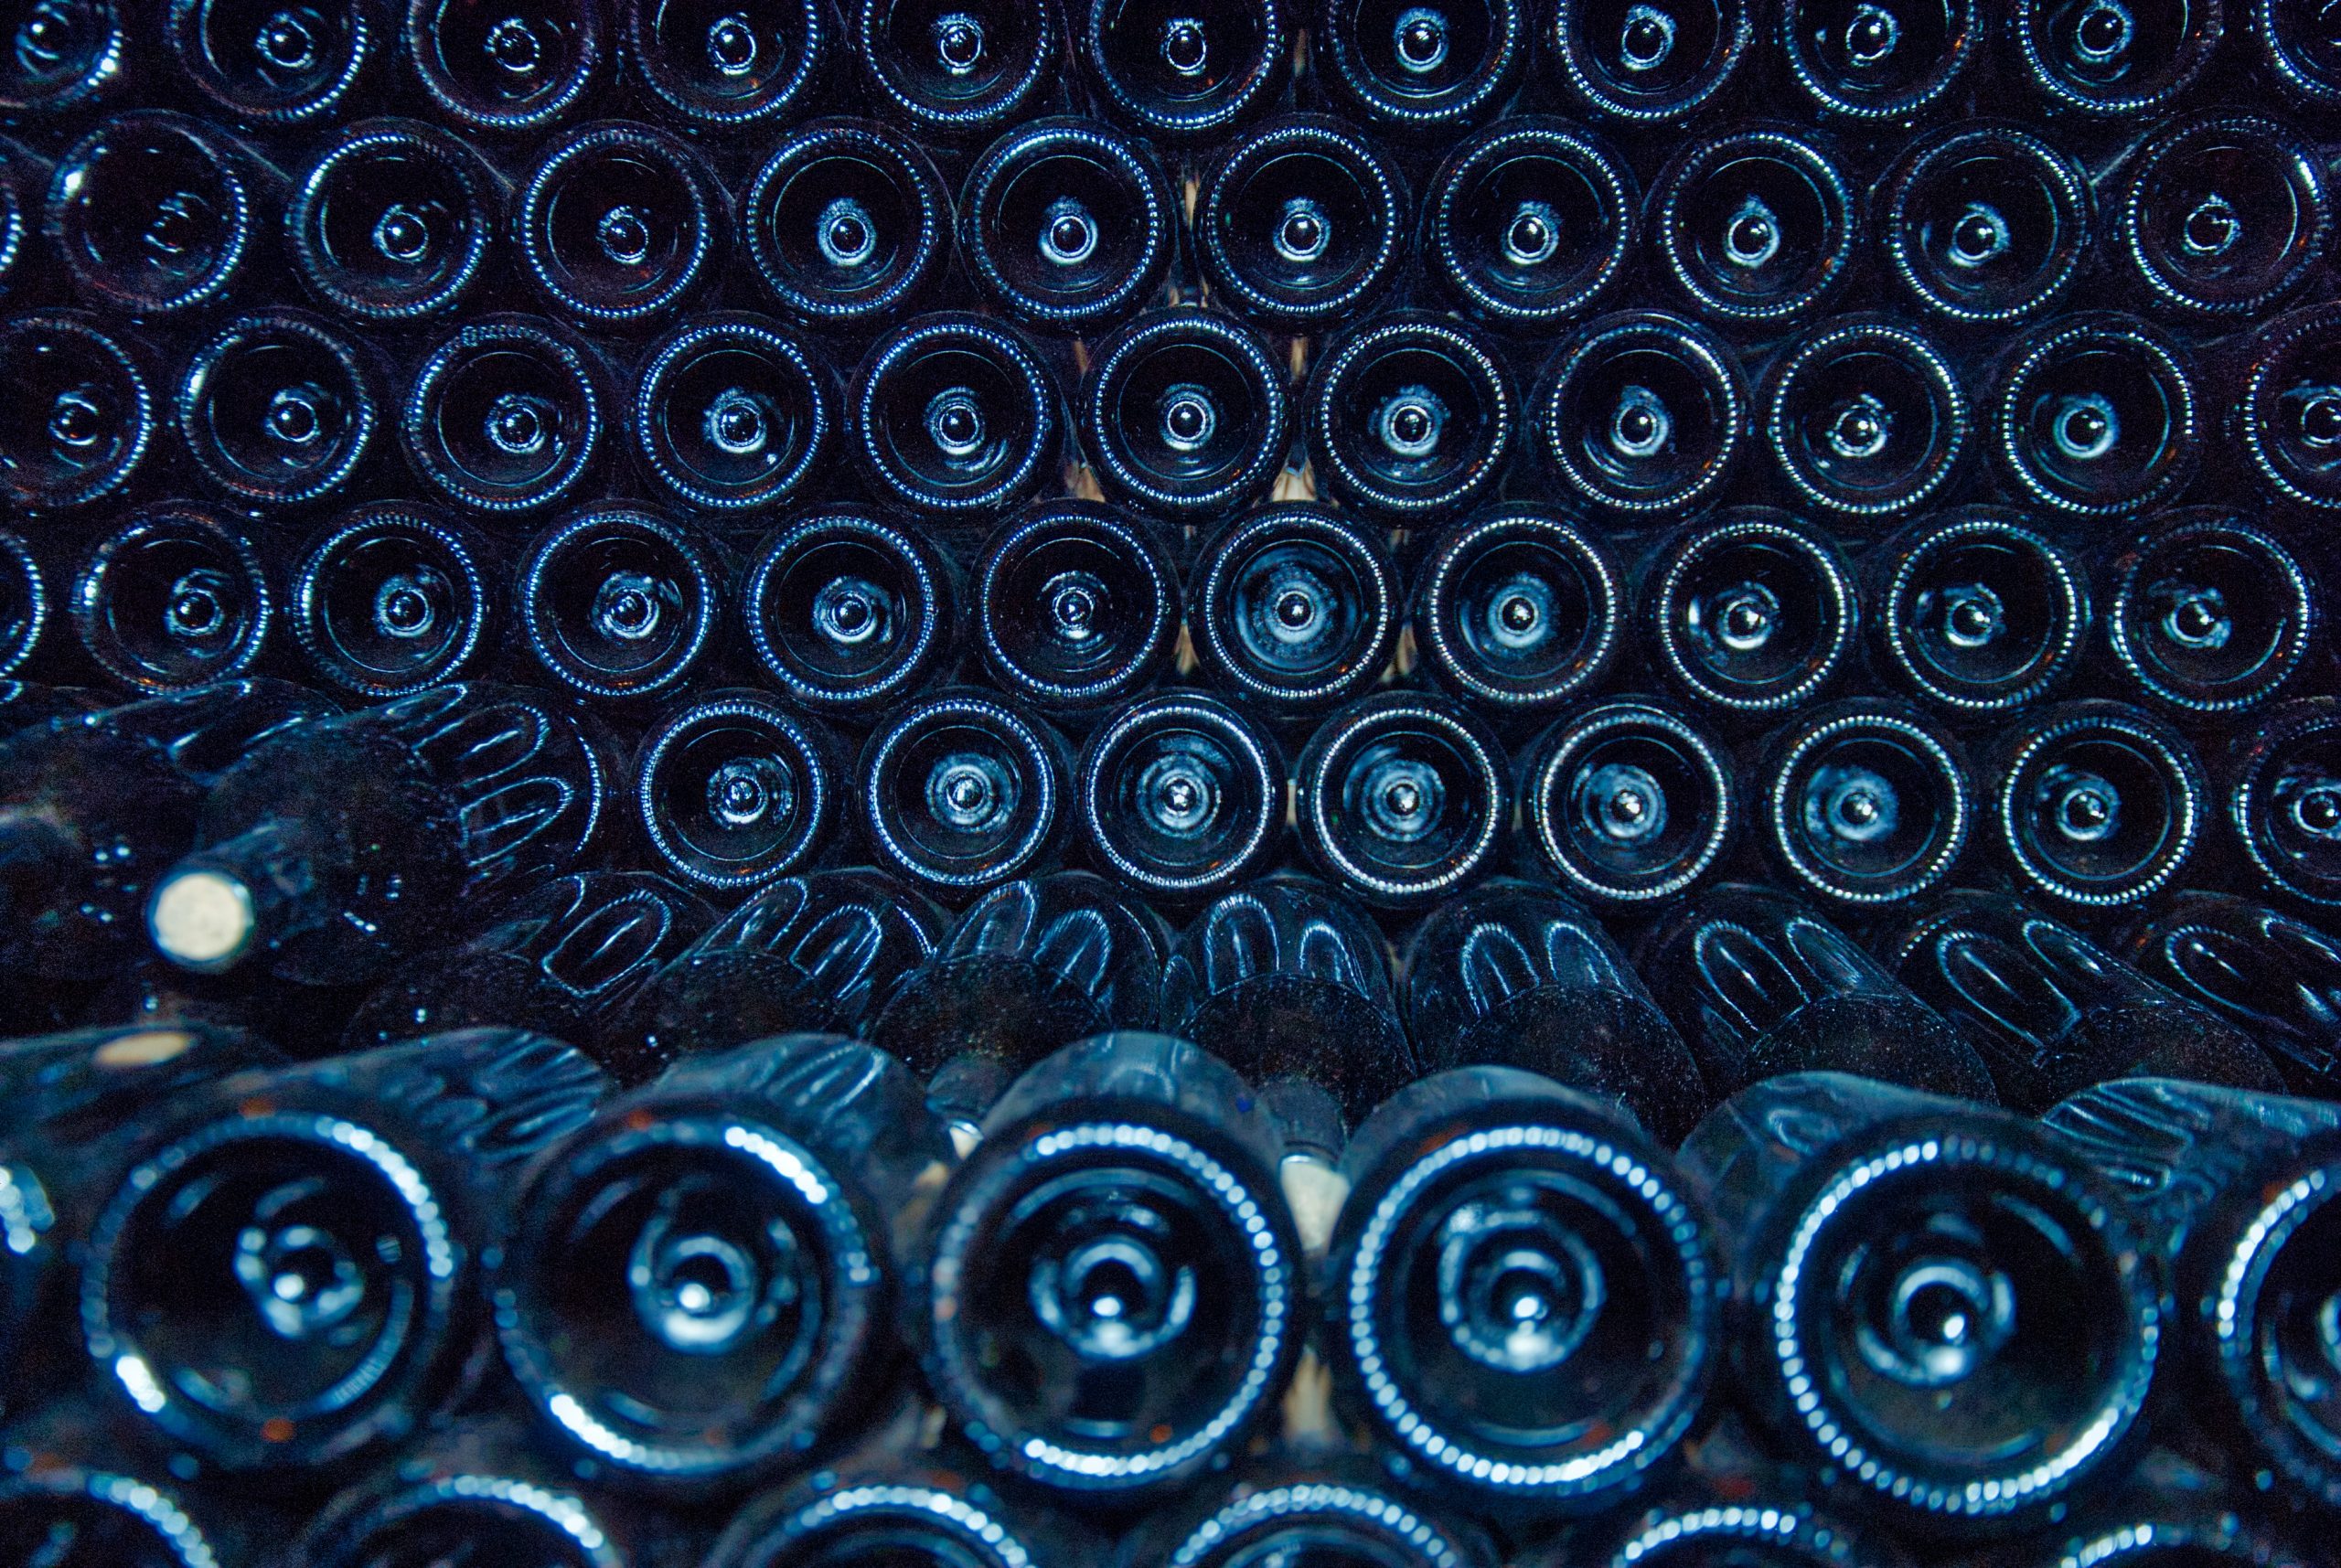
[1680,1072,2163,1536]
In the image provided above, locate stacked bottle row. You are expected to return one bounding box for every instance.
[1,863,2337,1566]
[9,279,2341,528]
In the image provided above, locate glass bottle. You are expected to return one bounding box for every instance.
[857,688,1071,899]
[739,505,959,721]
[175,307,380,509]
[1078,307,1290,521]
[513,120,723,327]
[1187,504,1398,720]
[1294,689,1509,911]
[633,690,844,897]
[974,500,1179,720]
[631,313,833,519]
[1303,310,1513,523]
[1533,310,1747,519]
[1866,507,2090,721]
[284,118,501,324]
[399,313,606,515]
[515,504,722,706]
[1423,118,1636,331]
[1192,113,1406,331]
[1517,696,1737,912]
[848,311,1061,521]
[1642,507,1860,725]
[1075,690,1284,905]
[742,118,952,331]
[960,117,1175,336]
[287,501,496,700]
[1982,698,2207,912]
[70,503,274,694]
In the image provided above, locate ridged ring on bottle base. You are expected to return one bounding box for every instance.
[404,0,604,131]
[1527,701,1734,906]
[1537,313,1747,516]
[861,693,1062,891]
[1194,116,1405,328]
[1989,315,2197,521]
[1762,318,1968,520]
[633,316,830,515]
[634,695,831,891]
[176,310,377,508]
[1297,694,1505,906]
[287,122,498,323]
[1077,693,1280,899]
[1650,515,1855,716]
[81,1111,462,1473]
[850,314,1058,518]
[630,0,823,125]
[1082,0,1287,138]
[1305,314,1513,520]
[2116,113,2331,319]
[516,123,721,325]
[0,533,43,679]
[1652,132,1855,327]
[304,1474,622,1568]
[1876,513,2087,716]
[492,1112,880,1482]
[1079,310,1288,517]
[1778,0,1977,119]
[402,317,604,514]
[2239,304,2341,511]
[1994,705,2202,908]
[742,508,951,715]
[0,1471,219,1568]
[2231,699,2341,910]
[1427,122,1635,327]
[715,1481,1042,1568]
[1320,0,1525,131]
[960,119,1171,333]
[2011,0,2222,116]
[854,0,1057,134]
[1191,506,1398,711]
[1165,1483,1479,1568]
[1339,1120,1715,1506]
[924,1118,1296,1494]
[1766,709,1971,906]
[1545,0,1751,122]
[744,122,949,326]
[1881,127,2091,327]
[1416,507,1622,712]
[2104,512,2314,717]
[289,504,489,699]
[72,505,273,694]
[1763,1128,2160,1526]
[47,112,254,316]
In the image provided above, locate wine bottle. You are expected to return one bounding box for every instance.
[609,868,942,1072]
[1650,128,1855,329]
[2114,112,2329,320]
[1075,690,1284,903]
[710,1458,1099,1567]
[2234,302,2341,512]
[739,505,959,720]
[175,307,379,509]
[1983,699,2207,912]
[1884,890,2282,1112]
[1643,507,1859,724]
[1640,883,1998,1101]
[0,680,325,984]
[2127,892,2341,1097]
[0,313,155,513]
[868,870,1170,1123]
[0,1022,283,1409]
[0,0,125,117]
[2229,697,2341,911]
[1760,315,1969,524]
[1867,507,2090,720]
[2010,0,2221,115]
[742,118,951,330]
[1548,1440,1915,1568]
[341,869,712,1062]
[1404,880,1710,1139]
[1412,506,1620,721]
[1545,0,1750,122]
[69,503,274,694]
[1533,310,1747,518]
[848,312,1061,520]
[1755,697,1972,910]
[1159,876,1416,1125]
[45,110,274,317]
[1879,123,2092,327]
[400,313,606,514]
[1324,1064,1717,1515]
[291,1417,639,1567]
[1987,311,2199,520]
[0,139,49,302]
[913,1032,1305,1498]
[147,682,610,988]
[974,500,1178,718]
[1518,696,1737,910]
[961,118,1175,335]
[2042,1078,2341,1515]
[1078,306,1289,520]
[851,0,1057,138]
[1294,690,1508,911]
[287,501,496,699]
[515,504,722,705]
[1678,1072,2161,1534]
[1080,0,1288,142]
[2250,0,2341,106]
[1138,1467,1495,1567]
[2100,507,2316,719]
[1188,503,1398,720]
[632,314,832,518]
[1424,118,1635,330]
[0,1449,243,1568]
[1303,311,1513,521]
[167,0,379,124]
[1315,0,1526,134]
[633,689,843,894]
[0,682,102,738]
[0,532,43,680]
[858,688,1069,898]
[80,1030,606,1478]
[1193,113,1406,331]
[514,120,723,326]
[403,0,604,131]
[625,0,825,125]
[284,118,501,324]
[1778,0,1977,119]
[492,1032,949,1490]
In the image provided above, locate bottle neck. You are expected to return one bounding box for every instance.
[150,818,337,975]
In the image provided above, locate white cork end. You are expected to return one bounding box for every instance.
[150,869,254,971]
[1280,1154,1350,1259]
